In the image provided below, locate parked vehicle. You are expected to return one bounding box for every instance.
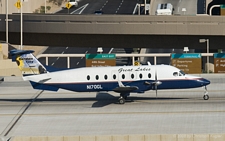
[155,3,173,15]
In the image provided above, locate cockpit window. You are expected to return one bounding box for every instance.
[173,72,178,76]
[174,71,185,77]
[179,71,185,76]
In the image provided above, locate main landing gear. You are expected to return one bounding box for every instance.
[118,93,128,104]
[203,86,209,100]
[118,97,125,104]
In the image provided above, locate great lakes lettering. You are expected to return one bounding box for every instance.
[118,67,151,73]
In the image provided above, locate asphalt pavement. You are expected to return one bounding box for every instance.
[1,74,225,136]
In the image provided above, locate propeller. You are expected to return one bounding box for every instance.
[153,68,162,98]
[155,69,158,98]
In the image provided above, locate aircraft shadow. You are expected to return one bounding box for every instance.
[0,93,116,108]
[93,92,187,107]
[92,92,117,107]
[0,92,187,108]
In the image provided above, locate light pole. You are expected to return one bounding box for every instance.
[199,39,209,73]
[45,0,46,13]
[138,4,140,15]
[20,0,23,50]
[6,0,8,44]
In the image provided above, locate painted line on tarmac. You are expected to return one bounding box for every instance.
[1,90,44,137]
[1,110,225,117]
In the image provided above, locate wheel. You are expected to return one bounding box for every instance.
[203,95,209,100]
[118,98,125,104]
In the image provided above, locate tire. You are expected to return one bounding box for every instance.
[203,95,209,100]
[119,98,125,104]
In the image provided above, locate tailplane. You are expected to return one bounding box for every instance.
[10,50,48,76]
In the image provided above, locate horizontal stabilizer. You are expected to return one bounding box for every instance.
[38,78,51,83]
[30,81,59,91]
[10,49,34,55]
[10,50,34,61]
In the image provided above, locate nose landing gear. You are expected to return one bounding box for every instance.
[203,86,209,100]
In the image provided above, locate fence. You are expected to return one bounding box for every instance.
[36,53,214,68]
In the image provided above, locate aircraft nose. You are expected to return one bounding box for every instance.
[199,78,210,86]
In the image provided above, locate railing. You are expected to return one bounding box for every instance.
[36,53,214,68]
[1,14,225,25]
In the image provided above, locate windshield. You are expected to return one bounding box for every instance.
[173,71,185,77]
[179,70,185,76]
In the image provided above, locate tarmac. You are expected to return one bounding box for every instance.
[0,74,225,139]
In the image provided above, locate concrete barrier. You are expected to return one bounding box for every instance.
[210,134,225,141]
[145,134,160,141]
[177,134,193,141]
[0,60,22,76]
[63,136,79,141]
[3,76,23,82]
[11,134,225,141]
[95,135,111,141]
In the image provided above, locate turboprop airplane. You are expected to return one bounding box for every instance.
[10,50,210,104]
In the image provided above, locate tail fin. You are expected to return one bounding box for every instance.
[10,49,48,76]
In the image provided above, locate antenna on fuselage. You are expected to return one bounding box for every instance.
[147,61,151,66]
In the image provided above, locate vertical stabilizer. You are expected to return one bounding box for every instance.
[10,50,47,76]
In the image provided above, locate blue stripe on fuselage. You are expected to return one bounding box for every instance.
[43,80,152,92]
[36,78,209,92]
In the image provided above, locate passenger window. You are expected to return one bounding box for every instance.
[87,75,90,80]
[173,72,178,76]
[122,74,125,79]
[104,75,108,80]
[113,74,116,79]
[139,73,143,79]
[96,75,99,80]
[148,73,151,78]
[131,74,134,79]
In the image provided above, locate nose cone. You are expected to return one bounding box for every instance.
[199,78,210,86]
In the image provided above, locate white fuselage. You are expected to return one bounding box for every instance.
[23,65,210,93]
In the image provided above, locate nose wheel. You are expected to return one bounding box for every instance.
[203,95,209,100]
[203,86,209,100]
